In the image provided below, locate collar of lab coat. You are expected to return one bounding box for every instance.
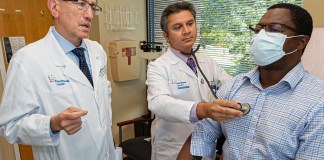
[165,48,206,79]
[44,27,101,89]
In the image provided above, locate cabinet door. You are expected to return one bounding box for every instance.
[0,0,54,159]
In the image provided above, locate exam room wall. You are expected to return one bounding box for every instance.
[304,0,324,27]
[96,0,148,145]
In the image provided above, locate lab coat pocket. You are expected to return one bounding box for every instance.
[44,91,77,115]
[58,124,99,160]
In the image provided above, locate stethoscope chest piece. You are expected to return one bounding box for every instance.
[238,103,251,115]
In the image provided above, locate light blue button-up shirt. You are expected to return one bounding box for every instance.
[52,27,92,74]
[190,62,324,159]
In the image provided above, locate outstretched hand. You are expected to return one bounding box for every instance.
[50,106,88,135]
[196,99,243,121]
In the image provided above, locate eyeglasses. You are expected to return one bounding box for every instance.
[249,23,297,35]
[63,0,102,16]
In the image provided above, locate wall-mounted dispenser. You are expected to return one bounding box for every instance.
[108,40,140,81]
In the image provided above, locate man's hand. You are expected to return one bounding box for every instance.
[50,106,88,135]
[196,99,243,121]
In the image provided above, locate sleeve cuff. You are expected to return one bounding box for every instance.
[189,102,199,123]
[46,116,60,146]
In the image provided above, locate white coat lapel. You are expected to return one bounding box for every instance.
[85,40,101,91]
[167,50,197,79]
[195,54,207,75]
[195,54,212,101]
[45,29,93,87]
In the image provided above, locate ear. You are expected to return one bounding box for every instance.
[162,31,169,43]
[297,35,310,51]
[48,0,59,18]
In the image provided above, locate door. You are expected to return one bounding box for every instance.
[0,0,54,159]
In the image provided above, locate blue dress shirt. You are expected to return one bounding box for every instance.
[190,62,324,159]
[52,27,92,74]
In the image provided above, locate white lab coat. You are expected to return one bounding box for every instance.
[146,48,231,160]
[0,27,116,160]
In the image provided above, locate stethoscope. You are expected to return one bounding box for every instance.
[182,44,250,115]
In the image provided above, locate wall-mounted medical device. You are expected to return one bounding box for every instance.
[108,40,164,81]
[108,40,140,81]
[138,41,164,60]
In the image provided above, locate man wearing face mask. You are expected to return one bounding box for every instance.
[178,3,324,160]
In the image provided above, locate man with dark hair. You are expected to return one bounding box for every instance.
[178,3,324,160]
[160,1,197,34]
[146,1,243,160]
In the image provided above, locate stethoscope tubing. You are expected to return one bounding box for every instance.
[182,44,250,115]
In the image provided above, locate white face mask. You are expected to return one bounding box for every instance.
[250,29,303,66]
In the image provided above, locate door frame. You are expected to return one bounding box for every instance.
[0,41,5,84]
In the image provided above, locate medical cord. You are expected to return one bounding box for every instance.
[181,44,217,98]
[181,44,250,115]
[191,45,218,99]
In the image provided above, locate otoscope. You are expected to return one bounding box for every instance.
[181,44,250,115]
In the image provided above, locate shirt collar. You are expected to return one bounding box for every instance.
[51,27,88,54]
[243,62,306,89]
[280,62,306,89]
[170,47,194,63]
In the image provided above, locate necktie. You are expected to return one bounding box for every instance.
[187,57,197,75]
[72,48,93,86]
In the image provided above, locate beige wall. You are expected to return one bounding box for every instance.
[97,0,148,144]
[89,16,101,43]
[304,0,324,27]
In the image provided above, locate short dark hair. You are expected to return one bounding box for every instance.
[160,1,196,33]
[268,3,313,38]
